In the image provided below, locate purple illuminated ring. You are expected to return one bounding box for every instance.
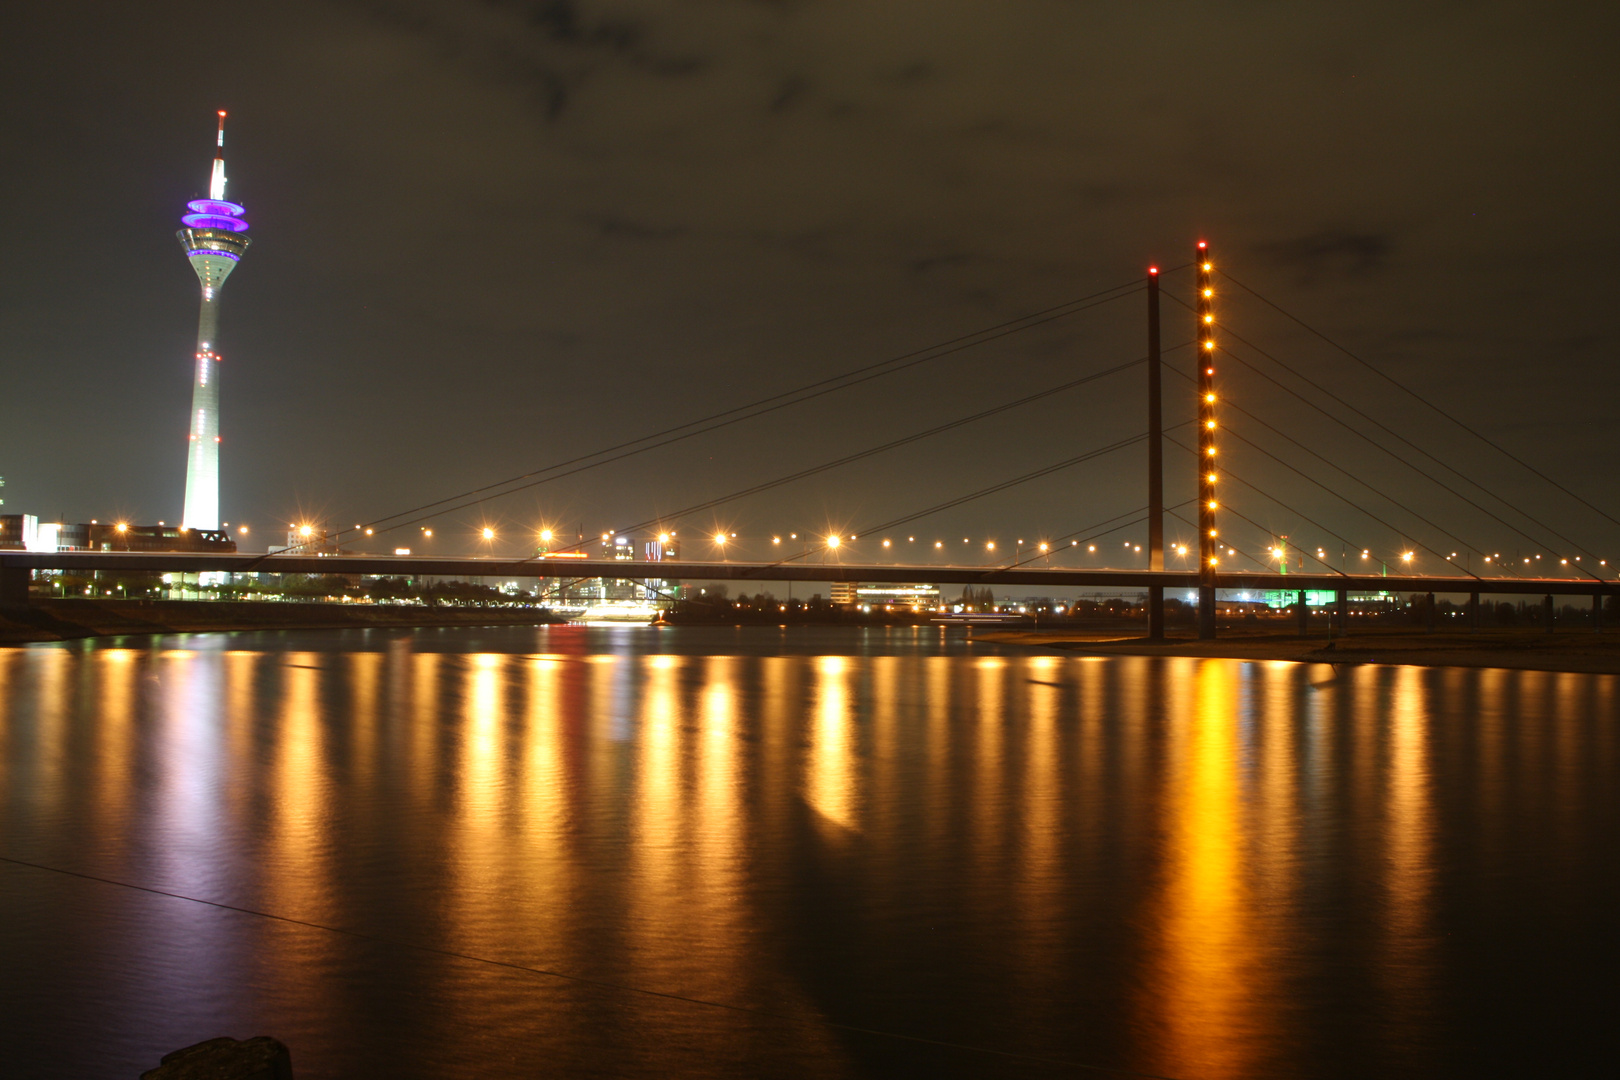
[181,213,250,232]
[186,199,246,217]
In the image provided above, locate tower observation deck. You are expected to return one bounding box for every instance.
[175,110,250,532]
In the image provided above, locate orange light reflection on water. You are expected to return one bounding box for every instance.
[1146,659,1271,1079]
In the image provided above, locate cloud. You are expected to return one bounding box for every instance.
[579,212,681,240]
[1260,230,1394,282]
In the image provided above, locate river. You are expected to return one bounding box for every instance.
[0,625,1615,1078]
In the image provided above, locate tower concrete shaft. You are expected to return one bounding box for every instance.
[175,111,249,532]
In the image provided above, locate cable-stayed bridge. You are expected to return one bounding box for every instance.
[5,243,1617,635]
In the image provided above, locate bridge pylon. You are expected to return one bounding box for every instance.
[1146,263,1165,639]
[1196,241,1219,639]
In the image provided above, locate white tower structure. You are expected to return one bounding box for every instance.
[175,111,250,532]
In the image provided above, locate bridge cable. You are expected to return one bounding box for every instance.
[1167,423,1479,578]
[848,434,1159,556]
[1210,329,1609,578]
[1163,506,1272,574]
[1220,270,1620,531]
[1002,506,1150,569]
[1162,288,1609,580]
[755,432,1161,575]
[516,355,1164,566]
[1209,339,1605,582]
[1213,394,1560,579]
[993,499,1200,573]
[318,277,1159,550]
[1218,432,1478,578]
[1162,367,1485,577]
[1162,433,1355,575]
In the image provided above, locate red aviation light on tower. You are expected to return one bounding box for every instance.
[1148,266,1159,276]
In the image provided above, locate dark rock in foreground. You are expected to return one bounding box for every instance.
[140,1036,292,1079]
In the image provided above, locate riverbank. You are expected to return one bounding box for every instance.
[973,627,1620,674]
[0,599,564,645]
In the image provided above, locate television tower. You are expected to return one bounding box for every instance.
[175,110,250,531]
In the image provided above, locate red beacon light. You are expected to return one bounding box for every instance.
[1148,266,1159,275]
[1197,241,1207,250]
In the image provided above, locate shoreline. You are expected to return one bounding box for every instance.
[6,603,1620,674]
[0,598,565,645]
[972,627,1620,674]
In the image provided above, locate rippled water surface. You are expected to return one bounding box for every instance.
[1,625,1617,1078]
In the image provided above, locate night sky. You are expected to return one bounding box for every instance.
[2,1,1617,564]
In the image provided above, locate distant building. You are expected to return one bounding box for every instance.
[268,526,337,555]
[0,515,233,553]
[831,583,941,610]
[1260,589,1398,609]
[90,522,235,553]
[533,529,682,608]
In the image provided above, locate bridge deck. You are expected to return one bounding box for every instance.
[0,552,1612,597]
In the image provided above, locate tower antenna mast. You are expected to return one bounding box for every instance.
[209,110,228,200]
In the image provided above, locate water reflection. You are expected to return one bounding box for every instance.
[0,630,1616,1079]
[806,655,857,833]
[1148,660,1266,1077]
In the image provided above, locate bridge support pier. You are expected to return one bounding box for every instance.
[1544,594,1555,633]
[0,565,30,612]
[1470,592,1480,632]
[1426,592,1437,632]
[1148,584,1164,640]
[1297,590,1308,638]
[1596,592,1605,632]
[1198,585,1216,639]
[1335,589,1348,638]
